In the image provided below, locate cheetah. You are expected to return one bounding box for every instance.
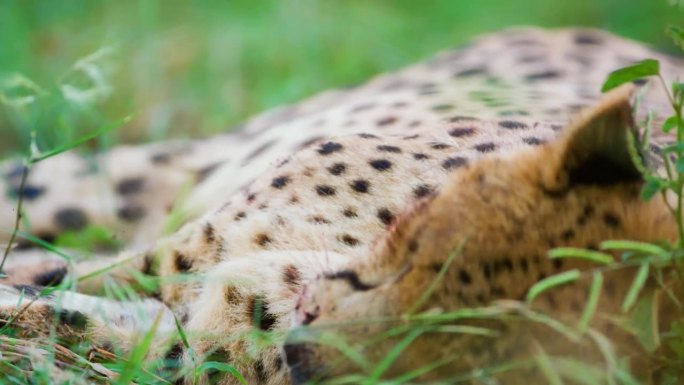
[0,28,682,384]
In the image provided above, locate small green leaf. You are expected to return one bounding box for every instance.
[667,25,684,51]
[677,157,684,174]
[578,273,602,333]
[601,59,660,92]
[621,263,650,312]
[667,319,684,357]
[548,248,614,265]
[640,177,665,201]
[631,292,660,352]
[663,116,680,133]
[662,142,684,153]
[526,269,581,303]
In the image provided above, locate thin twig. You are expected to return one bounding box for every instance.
[0,161,29,273]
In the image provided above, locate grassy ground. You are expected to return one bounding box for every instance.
[0,0,681,156]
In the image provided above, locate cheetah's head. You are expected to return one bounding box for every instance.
[284,85,678,383]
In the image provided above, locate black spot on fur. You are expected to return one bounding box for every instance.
[377,116,398,126]
[282,264,301,287]
[117,206,145,222]
[116,177,145,195]
[33,266,67,286]
[174,252,193,272]
[165,343,184,361]
[358,133,378,139]
[575,33,603,45]
[499,120,528,129]
[377,145,402,153]
[449,127,476,138]
[235,211,246,221]
[150,153,171,164]
[413,153,429,160]
[458,268,473,285]
[449,116,478,122]
[247,296,277,331]
[13,284,40,298]
[377,208,394,226]
[318,142,343,155]
[328,163,346,176]
[560,229,575,242]
[55,208,88,230]
[58,309,88,330]
[351,103,376,112]
[481,262,492,279]
[343,208,357,218]
[474,142,496,153]
[522,137,544,146]
[369,159,392,171]
[351,180,370,193]
[408,239,419,253]
[454,67,486,77]
[413,184,433,198]
[315,185,336,196]
[340,234,360,246]
[254,359,268,383]
[309,215,330,224]
[431,143,452,150]
[255,233,272,247]
[224,285,240,305]
[603,212,621,228]
[432,104,455,112]
[442,157,468,170]
[203,223,215,244]
[525,70,562,81]
[271,175,290,189]
[9,184,45,201]
[325,270,375,291]
[553,259,564,270]
[142,252,155,275]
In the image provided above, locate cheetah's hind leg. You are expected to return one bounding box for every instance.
[0,283,182,381]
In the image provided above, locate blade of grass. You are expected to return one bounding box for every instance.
[578,273,603,333]
[407,237,467,315]
[115,310,163,385]
[548,248,614,265]
[600,240,668,257]
[621,263,650,312]
[526,269,581,303]
[363,328,424,384]
[29,115,131,163]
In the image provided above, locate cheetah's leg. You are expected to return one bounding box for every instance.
[0,284,178,366]
[0,247,154,296]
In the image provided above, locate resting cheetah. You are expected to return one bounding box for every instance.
[0,28,682,384]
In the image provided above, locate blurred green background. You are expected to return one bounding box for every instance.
[0,0,681,156]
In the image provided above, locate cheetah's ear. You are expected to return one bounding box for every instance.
[544,83,643,189]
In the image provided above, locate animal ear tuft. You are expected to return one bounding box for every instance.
[543,84,644,190]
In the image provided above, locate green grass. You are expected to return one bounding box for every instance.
[0,0,681,156]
